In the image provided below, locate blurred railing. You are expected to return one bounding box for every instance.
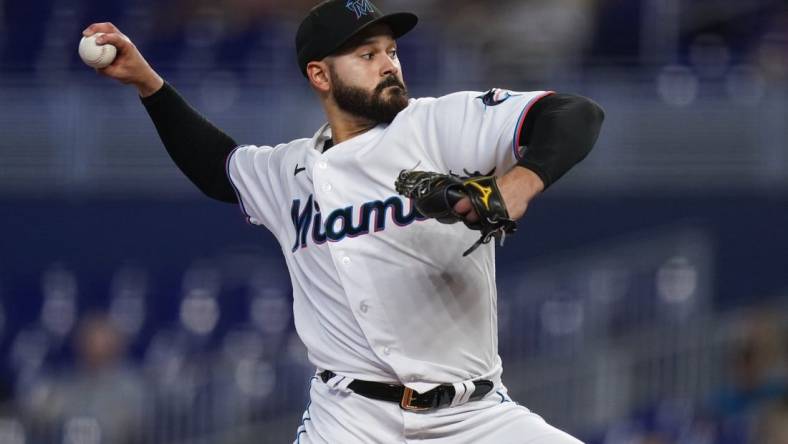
[3,222,782,443]
[507,316,729,434]
[1,69,786,198]
[496,225,717,431]
[5,306,780,444]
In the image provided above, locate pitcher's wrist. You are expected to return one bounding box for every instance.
[135,73,164,98]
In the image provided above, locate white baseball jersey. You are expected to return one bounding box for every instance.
[227,89,552,394]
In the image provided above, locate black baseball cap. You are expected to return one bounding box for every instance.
[296,0,418,77]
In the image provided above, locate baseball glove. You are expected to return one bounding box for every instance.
[394,169,517,256]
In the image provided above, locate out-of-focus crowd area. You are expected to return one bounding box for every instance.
[3,0,788,86]
[1,0,787,443]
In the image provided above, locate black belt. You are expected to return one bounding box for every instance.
[319,370,494,411]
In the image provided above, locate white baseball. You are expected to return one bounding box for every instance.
[78,33,117,69]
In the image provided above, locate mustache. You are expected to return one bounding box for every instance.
[375,76,406,95]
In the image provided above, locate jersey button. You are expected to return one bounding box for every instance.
[322,183,333,192]
[359,301,369,313]
[383,346,391,355]
[342,256,351,265]
[318,161,328,169]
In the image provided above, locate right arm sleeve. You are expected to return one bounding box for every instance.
[141,81,238,203]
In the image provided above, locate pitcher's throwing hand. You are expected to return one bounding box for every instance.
[81,22,163,97]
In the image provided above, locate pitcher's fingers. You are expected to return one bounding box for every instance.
[83,22,120,36]
[453,197,473,216]
[95,66,115,77]
[94,32,132,52]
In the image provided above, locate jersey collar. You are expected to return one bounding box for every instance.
[311,123,334,154]
[311,122,386,154]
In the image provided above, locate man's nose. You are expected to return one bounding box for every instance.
[380,57,399,77]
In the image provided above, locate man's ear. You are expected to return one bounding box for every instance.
[307,61,331,92]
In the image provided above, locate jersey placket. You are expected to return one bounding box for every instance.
[309,136,405,377]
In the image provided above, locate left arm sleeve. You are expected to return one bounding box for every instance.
[515,93,605,189]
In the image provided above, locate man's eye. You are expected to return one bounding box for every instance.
[361,53,373,60]
[389,50,398,59]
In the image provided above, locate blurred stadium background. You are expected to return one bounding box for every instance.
[1,0,787,443]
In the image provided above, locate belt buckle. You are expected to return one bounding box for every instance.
[400,387,430,411]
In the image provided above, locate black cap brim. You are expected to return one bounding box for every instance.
[373,12,419,40]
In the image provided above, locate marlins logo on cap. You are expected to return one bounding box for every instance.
[346,0,375,19]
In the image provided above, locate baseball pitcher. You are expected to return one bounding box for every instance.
[85,0,604,442]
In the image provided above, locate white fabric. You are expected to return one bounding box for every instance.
[227,89,552,394]
[325,373,354,392]
[449,380,476,408]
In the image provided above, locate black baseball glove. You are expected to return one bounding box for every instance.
[394,169,516,256]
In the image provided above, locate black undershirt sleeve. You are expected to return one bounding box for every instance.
[141,81,238,203]
[516,93,605,189]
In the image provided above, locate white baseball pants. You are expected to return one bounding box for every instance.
[293,376,584,444]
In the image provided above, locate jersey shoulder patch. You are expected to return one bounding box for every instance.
[476,88,522,107]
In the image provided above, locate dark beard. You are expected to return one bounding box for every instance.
[330,73,409,124]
